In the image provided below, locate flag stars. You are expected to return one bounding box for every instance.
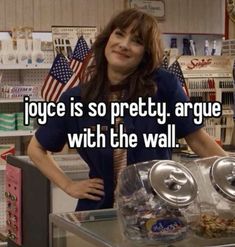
[50,54,74,83]
[168,60,185,85]
[41,36,90,102]
[72,37,90,61]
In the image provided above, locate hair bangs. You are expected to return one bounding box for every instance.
[112,10,158,51]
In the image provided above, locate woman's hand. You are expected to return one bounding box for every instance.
[185,128,227,157]
[64,178,105,200]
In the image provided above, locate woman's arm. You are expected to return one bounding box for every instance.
[184,128,228,157]
[27,136,104,200]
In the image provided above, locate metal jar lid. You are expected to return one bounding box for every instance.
[149,160,198,207]
[210,157,235,201]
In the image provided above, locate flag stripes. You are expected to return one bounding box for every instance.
[41,36,90,102]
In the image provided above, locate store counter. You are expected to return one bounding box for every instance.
[6,154,89,247]
[49,209,235,247]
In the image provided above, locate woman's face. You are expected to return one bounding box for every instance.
[105,24,145,79]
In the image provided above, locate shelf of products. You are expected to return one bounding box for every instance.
[0,60,47,234]
[0,63,51,70]
[178,55,235,146]
[0,59,50,238]
[0,130,35,137]
[0,98,43,103]
[0,58,52,155]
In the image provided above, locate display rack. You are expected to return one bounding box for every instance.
[0,54,53,241]
[0,64,51,70]
[178,55,235,145]
[0,51,53,156]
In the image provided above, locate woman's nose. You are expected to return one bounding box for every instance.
[118,38,130,50]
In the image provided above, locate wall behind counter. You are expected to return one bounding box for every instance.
[0,0,125,31]
[0,0,225,35]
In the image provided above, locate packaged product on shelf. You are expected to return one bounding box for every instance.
[3,85,39,93]
[24,27,33,41]
[17,38,28,64]
[0,113,16,130]
[32,39,45,64]
[0,85,40,99]
[0,144,15,165]
[27,39,33,64]
[16,112,34,130]
[1,39,16,64]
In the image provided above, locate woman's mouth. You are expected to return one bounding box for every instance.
[113,51,130,58]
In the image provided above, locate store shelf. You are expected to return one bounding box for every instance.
[0,63,51,70]
[188,89,215,92]
[0,98,43,103]
[180,56,235,146]
[219,88,235,92]
[0,130,35,137]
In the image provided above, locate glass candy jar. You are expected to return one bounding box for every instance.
[116,160,198,244]
[193,156,235,239]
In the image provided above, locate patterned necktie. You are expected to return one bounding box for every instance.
[109,90,127,187]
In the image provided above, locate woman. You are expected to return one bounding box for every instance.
[28,8,226,211]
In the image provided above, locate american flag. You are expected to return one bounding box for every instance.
[80,52,95,83]
[168,60,189,97]
[70,36,90,79]
[161,55,169,69]
[41,54,79,102]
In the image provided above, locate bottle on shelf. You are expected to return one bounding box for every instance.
[27,39,33,64]
[204,40,210,56]
[211,40,216,56]
[32,39,45,64]
[17,39,28,65]
[189,40,196,56]
[1,39,17,64]
[170,38,177,48]
[182,38,191,55]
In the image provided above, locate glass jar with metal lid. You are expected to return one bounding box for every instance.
[194,156,235,239]
[210,157,235,202]
[116,159,198,244]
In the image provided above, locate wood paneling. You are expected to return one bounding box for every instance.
[73,0,91,26]
[15,0,23,27]
[5,0,17,30]
[0,0,224,34]
[23,0,34,27]
[159,0,189,33]
[0,0,6,30]
[33,0,41,30]
[159,0,225,34]
[187,0,225,34]
[53,0,61,26]
[61,0,73,26]
[40,0,54,30]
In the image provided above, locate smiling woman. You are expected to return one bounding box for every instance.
[28,8,227,213]
[81,8,164,102]
[104,25,145,84]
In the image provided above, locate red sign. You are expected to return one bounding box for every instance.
[187,58,212,70]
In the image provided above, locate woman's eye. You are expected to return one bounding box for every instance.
[115,30,124,36]
[132,37,143,45]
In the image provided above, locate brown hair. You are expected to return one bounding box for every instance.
[81,8,164,102]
